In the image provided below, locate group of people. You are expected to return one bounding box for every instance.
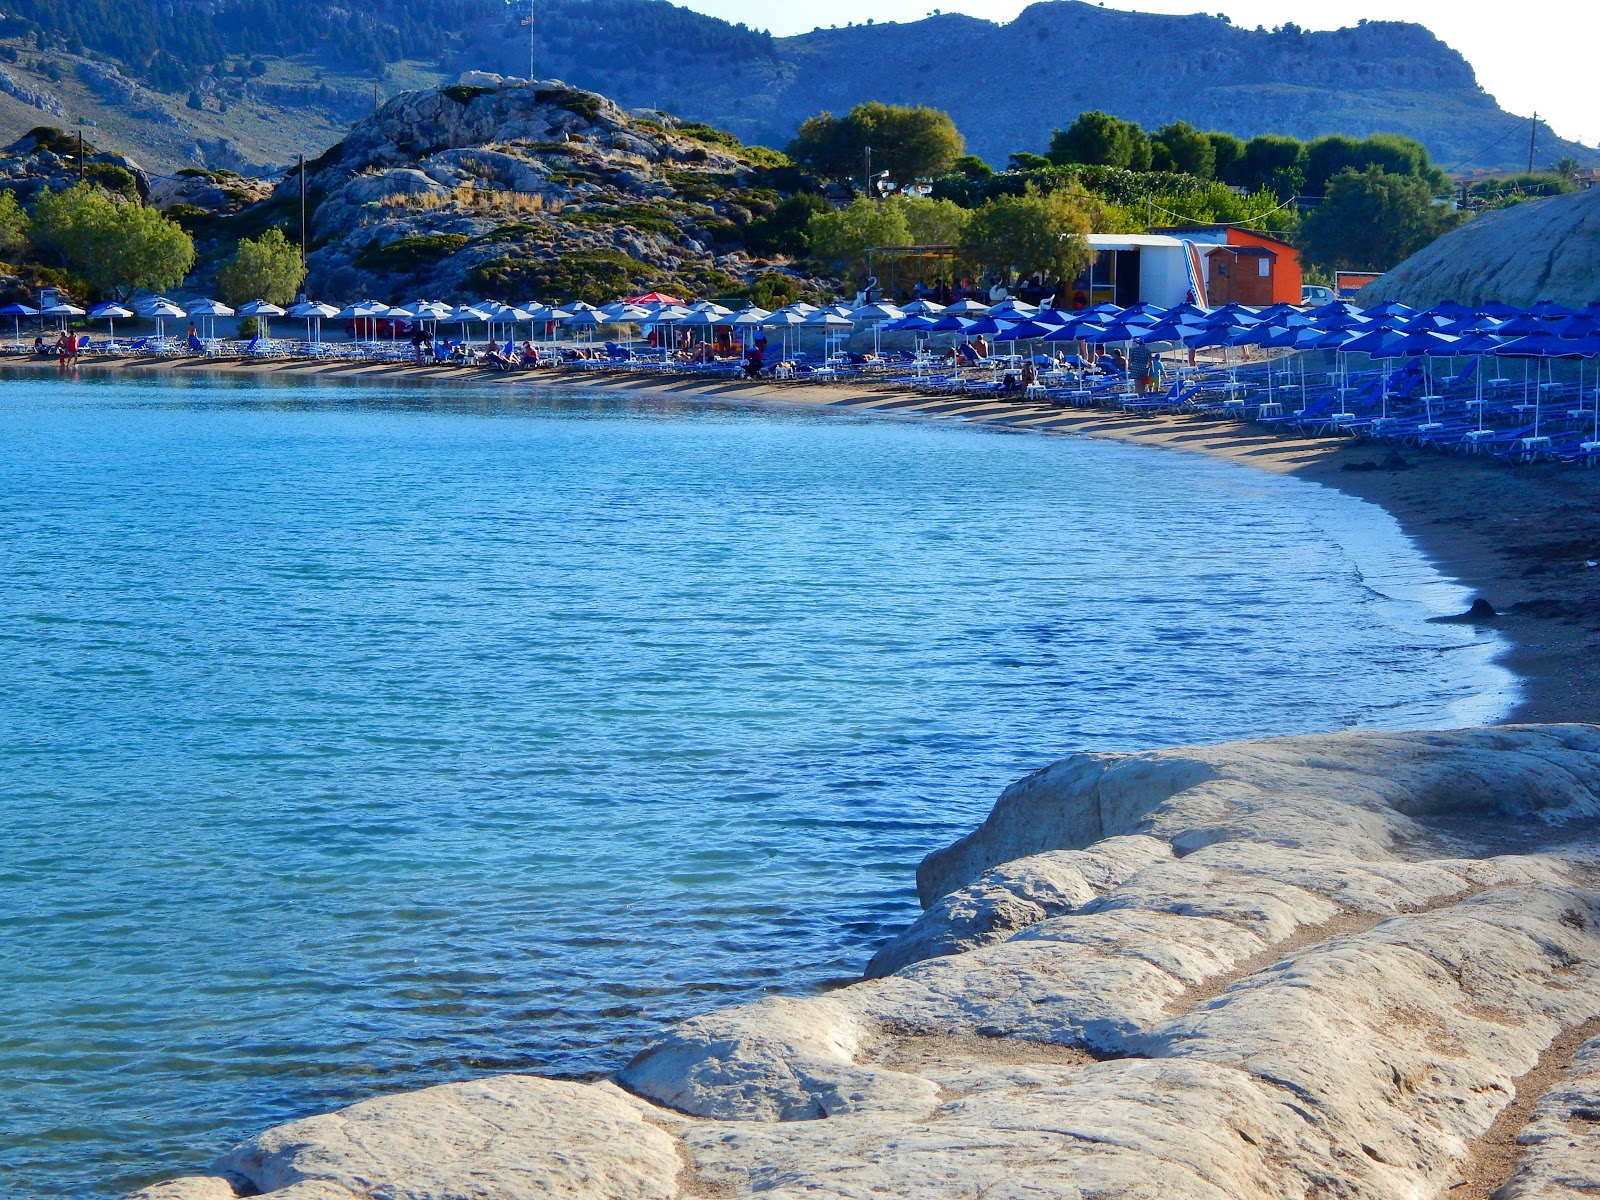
[33,332,83,365]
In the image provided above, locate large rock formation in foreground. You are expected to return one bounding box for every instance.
[129,725,1600,1200]
[1362,187,1600,308]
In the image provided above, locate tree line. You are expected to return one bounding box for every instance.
[785,102,1479,280]
[0,168,304,308]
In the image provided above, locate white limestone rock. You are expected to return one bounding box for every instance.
[211,1075,680,1200]
[865,835,1171,978]
[1501,1036,1600,1199]
[123,725,1600,1200]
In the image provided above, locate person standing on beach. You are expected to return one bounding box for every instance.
[1129,341,1152,392]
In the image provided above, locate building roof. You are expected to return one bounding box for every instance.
[1085,234,1191,250]
[1154,224,1297,251]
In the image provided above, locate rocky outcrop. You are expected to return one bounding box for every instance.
[123,724,1600,1200]
[0,129,150,202]
[1361,188,1600,308]
[277,77,800,304]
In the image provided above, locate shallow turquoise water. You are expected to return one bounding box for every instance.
[0,370,1508,1198]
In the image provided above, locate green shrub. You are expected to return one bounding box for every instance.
[534,87,601,122]
[164,203,215,231]
[84,162,138,198]
[473,223,554,244]
[559,204,679,236]
[354,233,468,272]
[466,248,656,305]
[441,84,494,105]
[176,167,212,178]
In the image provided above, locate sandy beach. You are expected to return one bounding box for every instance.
[16,351,1600,724]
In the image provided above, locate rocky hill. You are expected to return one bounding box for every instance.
[265,78,819,305]
[0,0,1587,176]
[1361,186,1600,308]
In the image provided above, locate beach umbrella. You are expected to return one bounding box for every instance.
[186,297,235,341]
[986,298,1038,319]
[943,298,990,315]
[902,299,946,315]
[43,301,85,332]
[237,299,286,339]
[288,300,338,344]
[0,301,38,344]
[688,300,734,316]
[962,315,1016,337]
[801,308,853,359]
[1359,301,1416,321]
[89,301,133,343]
[625,291,684,306]
[147,300,186,340]
[1528,300,1578,319]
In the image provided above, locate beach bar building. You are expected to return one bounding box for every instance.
[1156,225,1304,307]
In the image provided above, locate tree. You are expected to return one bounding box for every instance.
[899,195,970,246]
[1299,167,1464,271]
[218,228,306,305]
[1151,122,1215,180]
[806,197,911,278]
[1007,151,1052,172]
[950,154,992,180]
[787,103,964,186]
[956,187,1091,284]
[0,189,30,257]
[32,183,194,299]
[1047,111,1151,172]
[186,90,204,110]
[1239,134,1308,199]
[1551,157,1582,180]
[1305,133,1443,195]
[1206,131,1246,185]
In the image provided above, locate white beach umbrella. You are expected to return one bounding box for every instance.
[944,298,991,315]
[289,300,338,344]
[689,300,733,315]
[851,302,904,354]
[236,299,285,339]
[136,295,178,317]
[147,300,187,339]
[43,302,85,333]
[186,297,235,341]
[803,309,853,360]
[89,301,133,341]
[902,299,946,315]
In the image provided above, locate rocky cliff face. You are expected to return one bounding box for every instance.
[126,723,1600,1200]
[1362,187,1600,308]
[281,78,811,304]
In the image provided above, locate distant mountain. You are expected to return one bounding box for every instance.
[505,0,1593,174]
[0,0,1586,176]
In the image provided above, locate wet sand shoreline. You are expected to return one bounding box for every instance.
[15,351,1600,723]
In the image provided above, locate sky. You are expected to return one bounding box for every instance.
[675,0,1600,149]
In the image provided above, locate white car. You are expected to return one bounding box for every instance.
[1300,285,1336,307]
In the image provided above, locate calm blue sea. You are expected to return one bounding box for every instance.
[0,370,1509,1198]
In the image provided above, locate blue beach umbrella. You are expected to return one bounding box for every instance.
[0,300,38,344]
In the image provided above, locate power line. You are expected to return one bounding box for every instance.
[1443,114,1538,176]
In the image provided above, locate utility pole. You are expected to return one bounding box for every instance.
[77,130,83,181]
[298,153,307,269]
[526,0,536,82]
[373,81,380,113]
[863,144,872,200]
[1528,112,1538,175]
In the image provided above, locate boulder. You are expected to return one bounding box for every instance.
[1362,187,1600,308]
